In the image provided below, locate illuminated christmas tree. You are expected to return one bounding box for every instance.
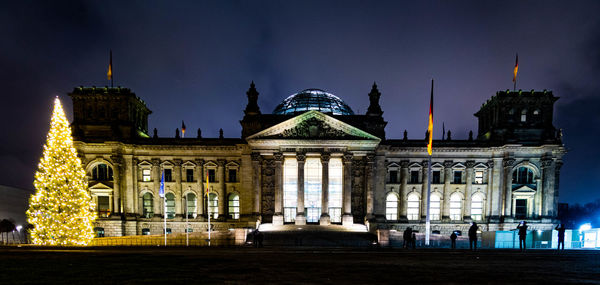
[27,97,96,246]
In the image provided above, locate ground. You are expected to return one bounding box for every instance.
[0,247,598,284]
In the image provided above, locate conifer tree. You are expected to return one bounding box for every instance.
[27,98,96,245]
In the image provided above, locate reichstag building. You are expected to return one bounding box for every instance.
[69,82,565,236]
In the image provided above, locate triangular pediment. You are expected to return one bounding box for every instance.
[247,110,380,141]
[513,185,536,193]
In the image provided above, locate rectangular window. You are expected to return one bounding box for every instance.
[410,170,419,184]
[97,196,110,218]
[515,199,527,219]
[328,158,343,223]
[228,169,237,183]
[389,170,398,184]
[283,158,298,223]
[164,169,172,182]
[142,169,151,182]
[432,171,441,184]
[453,171,462,184]
[186,169,194,182]
[208,169,216,182]
[474,170,484,184]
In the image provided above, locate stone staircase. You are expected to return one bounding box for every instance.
[252,224,377,247]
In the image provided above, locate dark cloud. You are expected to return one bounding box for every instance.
[0,0,599,204]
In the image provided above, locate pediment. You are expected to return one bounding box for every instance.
[89,182,113,190]
[247,110,380,141]
[513,185,536,193]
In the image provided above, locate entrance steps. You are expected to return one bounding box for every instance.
[254,224,376,247]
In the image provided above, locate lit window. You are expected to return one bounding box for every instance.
[283,158,298,223]
[304,158,322,223]
[186,193,197,218]
[328,158,343,223]
[228,194,240,219]
[164,169,172,182]
[186,169,194,182]
[92,164,113,181]
[208,193,218,219]
[228,169,237,183]
[142,192,153,218]
[521,109,527,122]
[474,170,484,184]
[97,196,110,218]
[453,171,462,184]
[142,228,150,235]
[165,193,175,219]
[142,169,151,182]
[385,193,398,220]
[389,170,398,184]
[430,194,441,220]
[533,109,540,115]
[512,167,534,185]
[449,193,462,220]
[407,194,420,220]
[410,170,419,184]
[471,194,483,221]
[94,227,105,238]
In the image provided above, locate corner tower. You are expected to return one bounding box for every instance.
[69,86,151,141]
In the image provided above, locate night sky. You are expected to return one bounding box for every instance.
[1,1,599,205]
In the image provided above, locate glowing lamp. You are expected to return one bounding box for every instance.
[579,223,592,232]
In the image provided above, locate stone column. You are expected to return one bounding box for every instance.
[123,155,135,215]
[441,161,453,220]
[420,160,429,220]
[399,161,409,220]
[540,158,551,218]
[111,156,122,215]
[485,160,494,219]
[152,158,161,216]
[273,152,284,226]
[132,158,138,216]
[342,153,354,226]
[173,159,182,216]
[217,159,226,220]
[195,159,205,216]
[552,161,563,219]
[503,158,515,220]
[251,153,261,217]
[320,153,330,225]
[365,154,375,221]
[464,161,475,220]
[295,153,307,225]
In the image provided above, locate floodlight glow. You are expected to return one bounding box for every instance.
[16,225,22,231]
[579,223,592,231]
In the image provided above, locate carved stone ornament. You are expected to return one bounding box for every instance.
[251,152,261,162]
[541,159,553,168]
[343,153,353,163]
[278,117,351,139]
[366,153,376,164]
[503,158,515,168]
[400,160,409,168]
[466,160,476,168]
[296,153,306,162]
[273,152,284,162]
[320,153,330,163]
[443,160,453,168]
[487,160,494,168]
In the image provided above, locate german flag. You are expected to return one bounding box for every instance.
[513,53,518,83]
[107,50,112,81]
[181,121,186,138]
[427,79,434,156]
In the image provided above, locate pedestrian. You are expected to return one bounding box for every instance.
[403,227,413,249]
[252,229,258,248]
[516,221,528,251]
[257,230,264,247]
[555,224,566,251]
[450,231,457,249]
[468,222,479,251]
[412,232,416,249]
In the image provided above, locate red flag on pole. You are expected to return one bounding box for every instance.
[427,79,434,156]
[513,53,519,83]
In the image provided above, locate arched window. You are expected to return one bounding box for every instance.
[92,163,113,181]
[533,109,540,116]
[407,194,420,220]
[471,194,484,221]
[186,193,197,218]
[512,167,534,185]
[208,193,218,219]
[165,193,175,219]
[228,193,240,219]
[449,193,462,221]
[385,193,398,220]
[142,192,154,218]
[430,194,441,220]
[520,109,527,122]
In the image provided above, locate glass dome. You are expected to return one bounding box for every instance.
[272,89,355,115]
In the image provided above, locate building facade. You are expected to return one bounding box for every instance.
[69,83,565,237]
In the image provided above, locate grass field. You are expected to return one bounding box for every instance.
[0,246,599,284]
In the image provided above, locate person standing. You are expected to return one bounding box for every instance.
[403,227,413,249]
[555,224,566,251]
[412,232,417,249]
[450,231,457,249]
[517,221,528,251]
[468,222,479,251]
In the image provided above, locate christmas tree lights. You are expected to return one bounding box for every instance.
[27,97,96,246]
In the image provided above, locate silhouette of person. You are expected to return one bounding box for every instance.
[403,227,413,249]
[555,224,566,251]
[257,230,264,247]
[517,221,528,251]
[412,232,417,249]
[469,222,479,251]
[252,229,259,248]
[450,232,457,249]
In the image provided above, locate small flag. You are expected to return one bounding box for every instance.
[513,53,518,83]
[107,50,112,81]
[181,121,186,138]
[159,170,165,198]
[427,79,434,156]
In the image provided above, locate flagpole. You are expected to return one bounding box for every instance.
[206,169,211,247]
[425,155,432,246]
[164,193,167,246]
[185,195,189,247]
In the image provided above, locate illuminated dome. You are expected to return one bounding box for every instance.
[273,89,355,115]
